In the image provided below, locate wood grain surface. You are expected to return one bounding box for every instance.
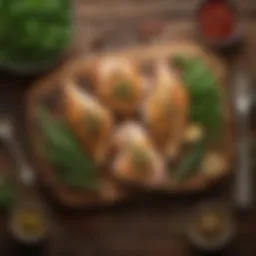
[0,0,255,255]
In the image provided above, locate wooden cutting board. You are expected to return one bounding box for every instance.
[26,41,235,208]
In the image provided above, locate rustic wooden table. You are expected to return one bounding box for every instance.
[0,0,255,255]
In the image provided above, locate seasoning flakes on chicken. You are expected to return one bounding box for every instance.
[95,57,145,116]
[64,82,113,164]
[113,141,166,187]
[143,61,189,157]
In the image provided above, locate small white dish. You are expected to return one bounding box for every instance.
[9,201,49,245]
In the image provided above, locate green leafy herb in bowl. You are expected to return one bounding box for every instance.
[0,0,73,74]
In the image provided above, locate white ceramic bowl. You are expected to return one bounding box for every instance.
[187,202,236,252]
[9,201,49,245]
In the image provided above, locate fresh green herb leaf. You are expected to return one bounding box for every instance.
[37,108,99,191]
[174,139,205,181]
[172,56,222,137]
[57,165,98,191]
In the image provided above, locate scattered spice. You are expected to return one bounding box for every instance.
[113,81,133,99]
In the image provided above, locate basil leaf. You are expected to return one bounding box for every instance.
[37,108,99,191]
[174,140,205,181]
[173,56,222,137]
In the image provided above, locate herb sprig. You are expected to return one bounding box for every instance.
[37,108,99,191]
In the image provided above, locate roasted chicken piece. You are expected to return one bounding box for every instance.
[94,56,145,115]
[112,121,151,153]
[64,82,113,164]
[143,61,189,158]
[113,137,166,187]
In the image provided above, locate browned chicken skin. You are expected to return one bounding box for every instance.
[95,57,145,115]
[64,82,114,164]
[143,61,189,158]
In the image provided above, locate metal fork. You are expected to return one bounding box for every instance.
[233,71,253,209]
[0,117,35,187]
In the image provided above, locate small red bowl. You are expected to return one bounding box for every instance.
[196,0,243,50]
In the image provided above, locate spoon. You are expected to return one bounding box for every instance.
[0,117,35,187]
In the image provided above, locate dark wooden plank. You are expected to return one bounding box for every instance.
[0,0,255,254]
[75,0,256,21]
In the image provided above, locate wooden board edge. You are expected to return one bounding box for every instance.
[25,41,234,207]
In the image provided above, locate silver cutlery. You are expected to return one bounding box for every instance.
[233,71,253,209]
[0,117,35,187]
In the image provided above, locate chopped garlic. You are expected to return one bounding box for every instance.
[166,142,180,160]
[184,124,204,144]
[201,153,227,178]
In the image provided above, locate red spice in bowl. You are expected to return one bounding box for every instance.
[197,0,240,47]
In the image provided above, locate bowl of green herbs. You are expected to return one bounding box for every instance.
[0,0,73,74]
